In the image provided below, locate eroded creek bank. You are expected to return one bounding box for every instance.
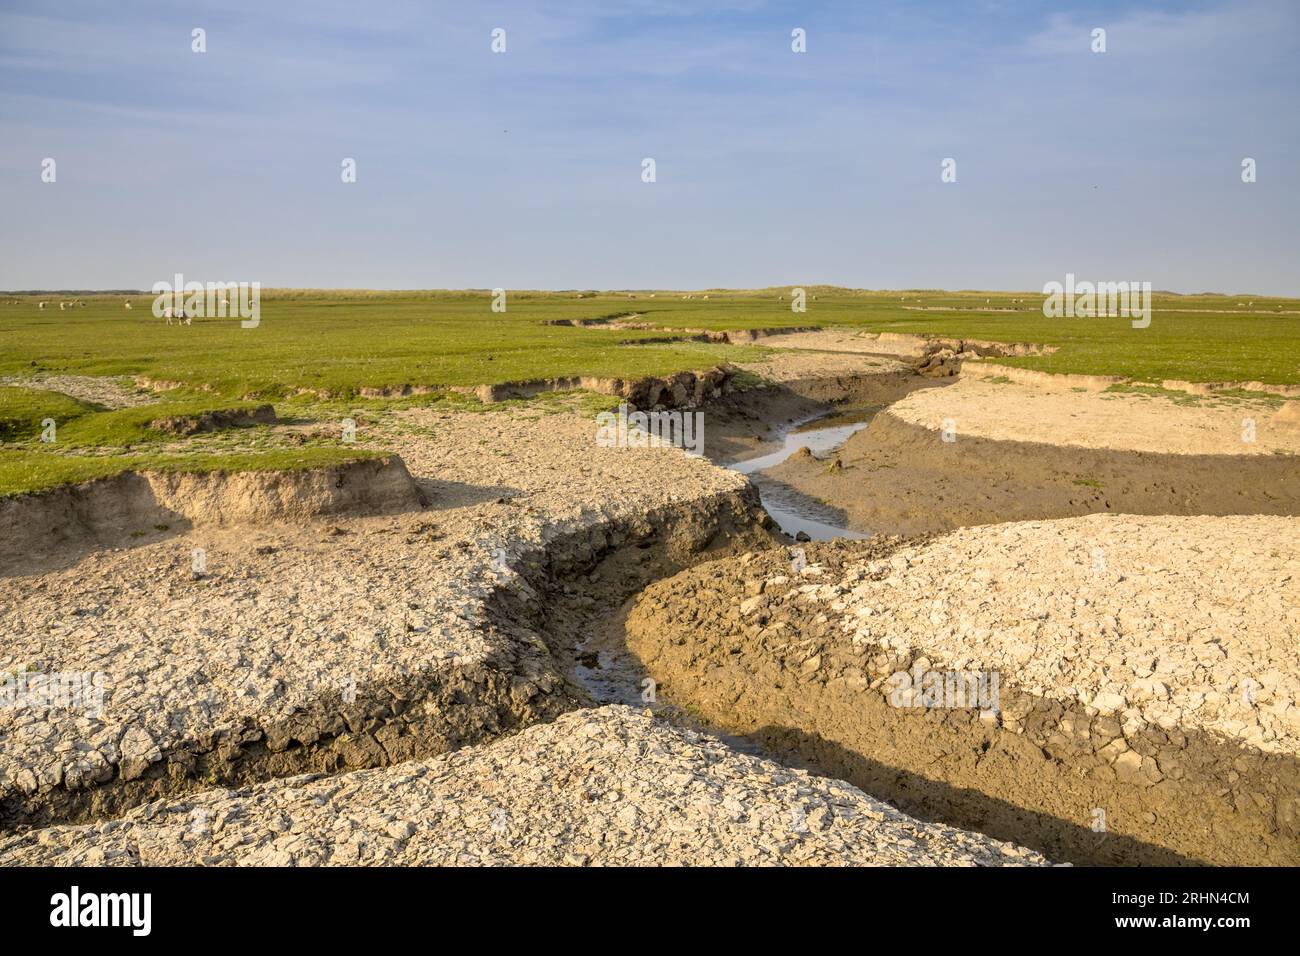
[0,479,776,831]
[620,539,1300,867]
[700,365,939,539]
[557,362,1300,867]
[8,360,1296,865]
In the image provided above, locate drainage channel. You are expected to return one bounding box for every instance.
[569,406,883,707]
[726,408,875,541]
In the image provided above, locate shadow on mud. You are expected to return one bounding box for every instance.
[749,724,1200,866]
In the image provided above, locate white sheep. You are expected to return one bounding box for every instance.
[124,300,132,310]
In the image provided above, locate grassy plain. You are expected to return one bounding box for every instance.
[2,288,1297,496]
[5,289,1299,395]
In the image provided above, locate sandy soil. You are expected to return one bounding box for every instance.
[744,330,922,360]
[0,706,1048,867]
[889,375,1300,455]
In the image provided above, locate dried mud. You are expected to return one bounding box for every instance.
[622,535,1300,866]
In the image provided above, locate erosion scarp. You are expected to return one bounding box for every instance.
[0,706,1050,867]
[624,515,1300,865]
[0,455,424,573]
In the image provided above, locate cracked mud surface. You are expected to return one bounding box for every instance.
[0,407,763,828]
[4,344,1297,867]
[624,517,1300,865]
[0,706,1050,866]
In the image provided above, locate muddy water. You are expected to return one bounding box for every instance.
[727,409,874,540]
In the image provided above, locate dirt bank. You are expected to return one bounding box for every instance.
[0,707,1049,866]
[148,403,277,435]
[624,516,1300,866]
[0,455,424,573]
[767,409,1300,537]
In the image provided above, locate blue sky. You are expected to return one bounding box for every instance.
[1,0,1296,293]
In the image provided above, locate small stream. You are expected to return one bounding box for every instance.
[574,406,876,707]
[727,408,875,541]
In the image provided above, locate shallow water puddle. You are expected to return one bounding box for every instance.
[728,409,874,541]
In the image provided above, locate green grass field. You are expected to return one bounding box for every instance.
[2,287,1297,496]
[4,289,1297,395]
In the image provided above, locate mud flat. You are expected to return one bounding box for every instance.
[625,514,1300,865]
[769,375,1300,536]
[759,330,1054,363]
[0,408,769,830]
[0,706,1049,866]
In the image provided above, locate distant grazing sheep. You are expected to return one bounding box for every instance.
[124,301,132,310]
